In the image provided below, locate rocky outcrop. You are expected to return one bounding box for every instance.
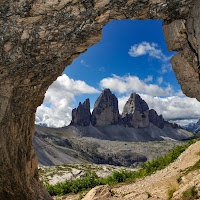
[82,185,115,200]
[166,120,181,129]
[163,0,200,100]
[0,0,199,199]
[72,91,182,130]
[122,93,149,128]
[71,99,91,126]
[91,89,119,126]
[149,109,165,129]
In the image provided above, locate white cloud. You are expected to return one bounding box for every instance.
[161,63,173,74]
[144,75,153,83]
[174,119,199,127]
[118,96,129,114]
[80,59,89,67]
[118,94,200,123]
[157,77,163,85]
[175,90,185,97]
[100,74,173,96]
[35,74,100,127]
[128,42,170,61]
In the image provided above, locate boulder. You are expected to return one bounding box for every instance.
[82,185,116,200]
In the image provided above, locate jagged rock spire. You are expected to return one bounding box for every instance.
[71,98,91,126]
[91,89,119,126]
[149,109,165,129]
[122,93,149,128]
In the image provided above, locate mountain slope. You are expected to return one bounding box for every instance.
[34,125,190,167]
[59,140,200,200]
[75,123,192,142]
[185,119,200,133]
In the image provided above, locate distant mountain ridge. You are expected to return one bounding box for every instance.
[33,89,193,166]
[71,88,180,130]
[185,120,200,133]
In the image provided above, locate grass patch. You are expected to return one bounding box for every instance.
[168,186,176,200]
[184,160,200,175]
[177,176,182,183]
[182,186,198,199]
[44,138,200,197]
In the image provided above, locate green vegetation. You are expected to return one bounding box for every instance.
[146,192,152,198]
[44,139,200,197]
[168,186,176,200]
[177,176,182,183]
[182,186,198,199]
[77,194,84,200]
[184,159,200,175]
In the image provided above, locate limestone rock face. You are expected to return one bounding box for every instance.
[91,89,119,126]
[0,0,199,199]
[163,20,188,51]
[71,99,91,126]
[82,185,115,200]
[122,93,149,128]
[163,0,200,100]
[149,109,165,129]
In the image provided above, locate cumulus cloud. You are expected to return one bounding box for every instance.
[175,90,185,97]
[161,63,173,74]
[144,75,153,83]
[174,119,199,127]
[100,74,173,96]
[35,74,100,127]
[157,77,163,85]
[118,94,200,123]
[128,42,170,61]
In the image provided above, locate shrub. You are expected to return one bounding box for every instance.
[168,186,176,200]
[177,176,182,183]
[45,138,199,197]
[182,186,198,199]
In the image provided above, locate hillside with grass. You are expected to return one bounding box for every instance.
[38,138,200,200]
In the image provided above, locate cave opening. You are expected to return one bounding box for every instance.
[35,19,200,129]
[34,20,200,198]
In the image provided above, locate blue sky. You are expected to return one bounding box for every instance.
[36,19,200,127]
[64,19,177,107]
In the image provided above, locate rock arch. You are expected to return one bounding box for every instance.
[0,0,199,199]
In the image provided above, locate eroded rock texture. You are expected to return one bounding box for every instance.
[91,89,119,126]
[71,98,91,126]
[0,0,199,199]
[149,109,165,129]
[122,93,149,128]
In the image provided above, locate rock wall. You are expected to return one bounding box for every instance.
[71,98,91,126]
[122,93,150,128]
[0,0,199,199]
[91,89,119,126]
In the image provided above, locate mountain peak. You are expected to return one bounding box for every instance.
[71,98,91,126]
[121,93,149,128]
[91,89,119,126]
[122,93,149,117]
